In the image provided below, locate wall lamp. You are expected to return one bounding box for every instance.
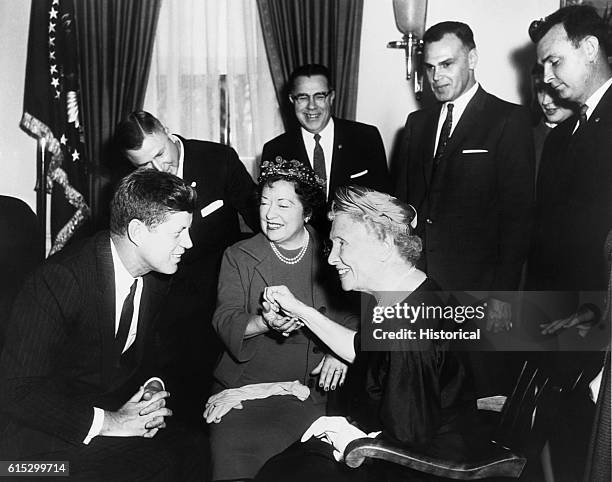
[387,0,428,99]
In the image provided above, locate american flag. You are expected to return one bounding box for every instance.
[21,0,89,255]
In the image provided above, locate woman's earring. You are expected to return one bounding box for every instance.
[304,217,310,223]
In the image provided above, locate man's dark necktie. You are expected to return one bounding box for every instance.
[115,279,137,359]
[575,104,588,134]
[434,103,454,164]
[313,133,327,190]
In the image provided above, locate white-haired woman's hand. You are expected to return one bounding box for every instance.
[262,299,303,337]
[263,285,308,320]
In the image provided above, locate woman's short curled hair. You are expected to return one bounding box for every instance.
[328,185,422,264]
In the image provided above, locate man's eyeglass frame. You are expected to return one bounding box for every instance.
[290,91,334,106]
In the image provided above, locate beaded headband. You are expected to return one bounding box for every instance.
[259,156,325,191]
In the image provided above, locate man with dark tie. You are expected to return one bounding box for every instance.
[527,7,612,479]
[261,64,390,229]
[395,21,534,337]
[115,111,259,420]
[527,5,612,300]
[0,170,204,480]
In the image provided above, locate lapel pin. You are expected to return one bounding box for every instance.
[190,181,197,188]
[338,144,343,150]
[595,117,600,123]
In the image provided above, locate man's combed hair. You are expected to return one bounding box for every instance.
[423,21,476,50]
[288,64,334,92]
[110,169,197,236]
[115,111,164,154]
[329,185,422,265]
[529,5,608,56]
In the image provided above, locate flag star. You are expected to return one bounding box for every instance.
[51,77,60,88]
[49,7,58,19]
[54,90,60,99]
[60,134,67,145]
[52,0,59,5]
[48,22,56,33]
[50,64,58,75]
[49,50,55,60]
[48,36,55,47]
[72,150,80,162]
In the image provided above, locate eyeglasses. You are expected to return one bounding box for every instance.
[290,91,333,106]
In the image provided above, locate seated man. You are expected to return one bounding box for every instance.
[0,170,205,481]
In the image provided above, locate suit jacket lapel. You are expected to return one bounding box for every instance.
[94,233,117,387]
[423,109,441,187]
[441,86,486,161]
[134,274,165,362]
[329,118,344,193]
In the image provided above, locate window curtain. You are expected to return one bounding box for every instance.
[256,0,364,127]
[75,0,161,229]
[144,0,283,177]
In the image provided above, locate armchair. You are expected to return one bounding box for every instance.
[343,359,568,480]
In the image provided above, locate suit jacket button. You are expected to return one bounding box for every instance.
[312,346,321,354]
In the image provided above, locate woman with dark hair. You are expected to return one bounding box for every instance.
[257,186,477,482]
[530,64,575,174]
[206,157,357,481]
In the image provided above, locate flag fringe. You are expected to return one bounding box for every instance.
[21,111,90,255]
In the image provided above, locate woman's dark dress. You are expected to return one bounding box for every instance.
[256,278,478,482]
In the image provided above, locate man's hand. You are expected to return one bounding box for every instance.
[540,306,596,337]
[311,354,348,391]
[486,298,512,332]
[301,416,368,462]
[141,378,164,402]
[100,386,172,438]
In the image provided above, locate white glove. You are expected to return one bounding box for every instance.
[301,416,369,462]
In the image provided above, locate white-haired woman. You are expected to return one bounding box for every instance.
[256,186,477,482]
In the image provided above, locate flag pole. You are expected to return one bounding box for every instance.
[35,137,47,259]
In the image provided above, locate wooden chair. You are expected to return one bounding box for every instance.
[343,359,568,480]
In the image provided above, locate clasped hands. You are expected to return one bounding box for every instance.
[102,379,171,439]
[262,285,306,337]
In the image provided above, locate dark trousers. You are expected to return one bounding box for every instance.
[20,421,208,482]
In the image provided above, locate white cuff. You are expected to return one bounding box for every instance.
[144,377,165,390]
[83,407,104,444]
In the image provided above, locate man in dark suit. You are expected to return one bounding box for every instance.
[262,64,390,228]
[0,170,204,480]
[527,7,612,480]
[115,111,260,420]
[528,5,612,298]
[395,21,534,335]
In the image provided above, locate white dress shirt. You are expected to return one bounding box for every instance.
[83,238,162,444]
[434,82,479,155]
[170,134,185,179]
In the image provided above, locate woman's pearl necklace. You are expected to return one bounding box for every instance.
[270,229,309,265]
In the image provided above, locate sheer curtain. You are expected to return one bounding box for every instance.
[144,0,283,177]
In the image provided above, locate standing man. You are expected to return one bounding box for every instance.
[527,8,612,479]
[262,64,390,228]
[528,5,612,299]
[0,170,204,480]
[115,112,259,420]
[395,21,534,335]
